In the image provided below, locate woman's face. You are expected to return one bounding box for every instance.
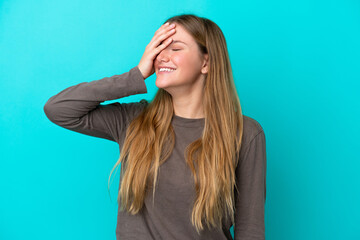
[154,23,208,91]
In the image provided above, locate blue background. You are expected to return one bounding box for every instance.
[1,0,359,239]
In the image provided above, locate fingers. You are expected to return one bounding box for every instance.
[152,23,176,46]
[155,22,173,36]
[141,22,176,71]
[154,37,173,55]
[156,22,170,34]
[148,23,176,49]
[157,28,176,47]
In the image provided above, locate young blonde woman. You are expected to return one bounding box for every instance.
[44,14,266,240]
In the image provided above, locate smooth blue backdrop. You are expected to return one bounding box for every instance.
[1,0,359,239]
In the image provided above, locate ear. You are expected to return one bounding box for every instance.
[201,53,209,74]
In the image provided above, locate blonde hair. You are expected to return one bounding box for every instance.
[108,13,243,234]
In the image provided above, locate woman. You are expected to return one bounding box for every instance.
[44,14,266,240]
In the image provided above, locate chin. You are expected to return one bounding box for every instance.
[155,77,177,89]
[156,83,173,91]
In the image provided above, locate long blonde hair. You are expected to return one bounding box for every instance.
[108,14,243,234]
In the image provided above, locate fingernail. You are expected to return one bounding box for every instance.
[165,22,169,25]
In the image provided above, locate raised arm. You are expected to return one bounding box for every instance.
[44,21,179,143]
[43,66,148,143]
[234,130,267,240]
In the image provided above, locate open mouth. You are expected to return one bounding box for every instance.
[158,67,176,73]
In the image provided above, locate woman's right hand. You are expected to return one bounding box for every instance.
[137,22,176,80]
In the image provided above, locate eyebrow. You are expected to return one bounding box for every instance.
[170,40,187,46]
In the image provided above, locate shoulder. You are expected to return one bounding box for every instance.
[105,98,149,126]
[112,98,148,113]
[241,114,265,148]
[114,98,149,111]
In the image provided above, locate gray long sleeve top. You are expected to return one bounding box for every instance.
[43,66,267,240]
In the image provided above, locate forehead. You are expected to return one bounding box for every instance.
[169,24,194,46]
[170,40,187,45]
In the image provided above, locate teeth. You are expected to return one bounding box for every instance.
[159,68,176,72]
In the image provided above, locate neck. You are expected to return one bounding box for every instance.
[172,89,204,118]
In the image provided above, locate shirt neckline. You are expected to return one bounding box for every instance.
[171,114,205,128]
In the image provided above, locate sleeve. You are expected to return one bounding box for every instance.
[234,130,267,240]
[43,65,148,143]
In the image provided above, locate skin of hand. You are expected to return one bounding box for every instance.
[138,22,177,80]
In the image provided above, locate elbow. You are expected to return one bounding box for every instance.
[43,99,52,118]
[43,99,63,124]
[43,100,81,128]
[43,100,57,123]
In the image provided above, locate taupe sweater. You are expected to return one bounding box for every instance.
[43,66,266,240]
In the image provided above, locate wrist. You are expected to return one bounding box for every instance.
[137,65,146,80]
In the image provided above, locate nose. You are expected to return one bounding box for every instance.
[156,48,171,62]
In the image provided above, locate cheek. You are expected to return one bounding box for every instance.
[173,53,193,69]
